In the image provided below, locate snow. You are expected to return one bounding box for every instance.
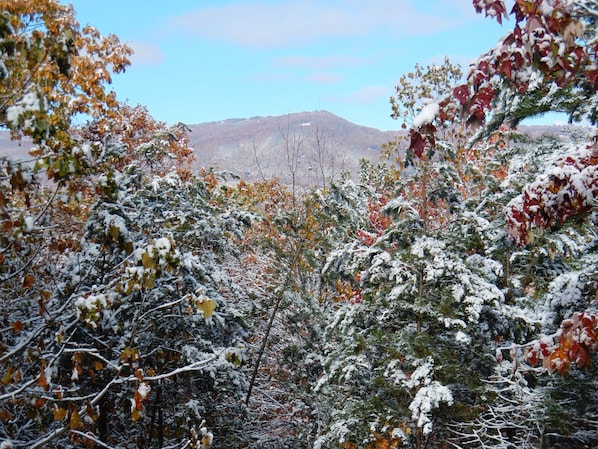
[6,91,43,127]
[410,236,446,258]
[138,382,151,399]
[409,381,453,435]
[455,331,471,344]
[412,101,439,128]
[24,216,34,232]
[44,365,53,386]
[153,237,171,257]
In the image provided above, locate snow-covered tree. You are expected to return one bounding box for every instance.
[1,119,254,447]
[313,68,519,446]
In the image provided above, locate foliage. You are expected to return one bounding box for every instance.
[0,0,132,333]
[410,0,598,151]
[1,140,252,448]
[4,1,598,448]
[0,0,131,162]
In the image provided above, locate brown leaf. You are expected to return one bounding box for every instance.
[70,407,82,430]
[52,405,67,421]
[12,321,24,333]
[22,274,35,289]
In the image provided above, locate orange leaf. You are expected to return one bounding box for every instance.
[22,274,35,289]
[86,400,98,423]
[12,321,24,333]
[549,349,572,375]
[52,405,67,421]
[37,360,49,390]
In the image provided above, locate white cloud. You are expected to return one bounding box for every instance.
[168,0,464,48]
[128,41,165,66]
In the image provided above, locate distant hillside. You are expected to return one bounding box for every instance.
[0,131,32,159]
[3,111,588,188]
[186,110,398,186]
[0,111,399,186]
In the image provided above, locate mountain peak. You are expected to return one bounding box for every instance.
[187,111,397,184]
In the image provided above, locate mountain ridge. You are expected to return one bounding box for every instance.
[185,110,398,184]
[1,110,582,187]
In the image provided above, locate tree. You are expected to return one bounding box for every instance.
[0,2,252,447]
[1,133,252,448]
[0,0,130,155]
[400,0,598,380]
[409,0,598,151]
[0,0,132,325]
[312,62,526,449]
[280,116,307,205]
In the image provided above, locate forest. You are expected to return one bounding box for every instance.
[1,0,598,448]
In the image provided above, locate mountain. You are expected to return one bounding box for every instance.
[0,110,399,186]
[186,110,398,185]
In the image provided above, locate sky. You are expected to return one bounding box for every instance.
[61,0,519,131]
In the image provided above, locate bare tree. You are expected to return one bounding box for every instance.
[252,138,270,181]
[309,121,335,189]
[280,116,306,205]
[448,364,545,449]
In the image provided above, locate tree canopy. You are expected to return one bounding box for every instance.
[2,1,598,448]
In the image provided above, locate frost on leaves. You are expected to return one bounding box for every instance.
[410,0,598,153]
[505,142,598,245]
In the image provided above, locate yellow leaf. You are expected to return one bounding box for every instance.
[109,225,120,241]
[70,407,82,430]
[142,251,155,269]
[52,405,67,421]
[131,405,141,422]
[196,297,216,318]
[2,367,14,385]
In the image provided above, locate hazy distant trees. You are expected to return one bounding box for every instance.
[250,115,347,193]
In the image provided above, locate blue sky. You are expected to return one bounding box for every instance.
[62,1,513,131]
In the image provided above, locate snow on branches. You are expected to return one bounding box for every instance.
[505,139,598,245]
[409,0,598,154]
[505,310,598,375]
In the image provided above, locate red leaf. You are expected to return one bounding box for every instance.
[586,68,598,90]
[453,84,470,105]
[500,58,512,79]
[409,130,427,158]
